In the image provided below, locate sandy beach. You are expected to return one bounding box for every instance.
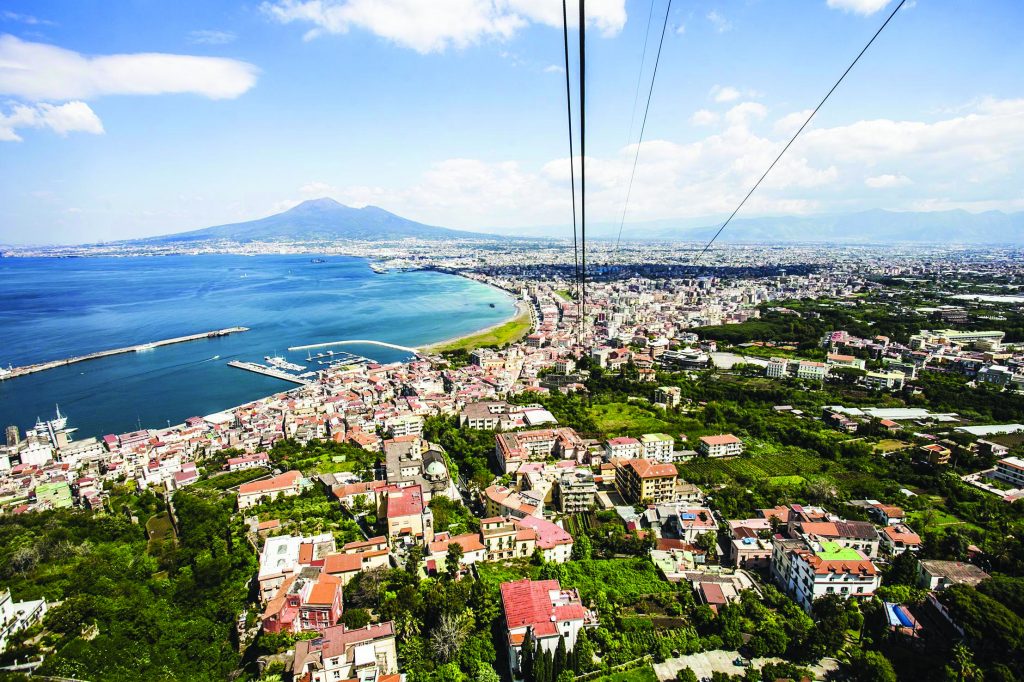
[418,298,533,353]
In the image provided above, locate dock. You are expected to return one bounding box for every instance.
[227,360,315,385]
[0,327,250,381]
[288,339,420,354]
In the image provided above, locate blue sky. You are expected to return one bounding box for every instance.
[1,0,1023,243]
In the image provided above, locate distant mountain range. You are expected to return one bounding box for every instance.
[142,200,1024,245]
[147,198,499,243]
[490,209,1024,244]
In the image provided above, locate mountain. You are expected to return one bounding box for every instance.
[489,209,1024,244]
[150,198,502,243]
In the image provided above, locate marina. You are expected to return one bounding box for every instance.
[226,360,315,385]
[0,327,250,381]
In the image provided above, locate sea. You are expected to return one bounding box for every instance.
[0,255,514,439]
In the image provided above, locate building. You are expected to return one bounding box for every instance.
[0,588,47,653]
[668,507,718,543]
[697,434,743,459]
[604,437,643,460]
[383,436,453,500]
[920,443,952,466]
[500,579,595,680]
[910,329,1005,351]
[640,433,675,462]
[729,532,773,569]
[380,484,434,546]
[257,533,337,603]
[495,428,583,473]
[864,371,906,391]
[292,622,399,682]
[226,452,270,471]
[790,519,881,559]
[766,358,789,379]
[237,470,303,510]
[34,481,73,508]
[262,570,344,635]
[514,514,574,563]
[772,539,879,612]
[827,353,866,370]
[483,484,543,519]
[993,456,1024,488]
[917,560,990,590]
[556,469,597,513]
[796,360,829,381]
[615,458,678,505]
[322,537,391,586]
[880,524,922,555]
[656,386,682,408]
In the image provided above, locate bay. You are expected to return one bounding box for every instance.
[0,255,514,439]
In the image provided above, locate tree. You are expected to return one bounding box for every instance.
[405,544,425,576]
[475,663,501,682]
[446,542,465,580]
[809,595,849,656]
[945,643,983,682]
[430,612,470,663]
[341,607,371,629]
[521,636,535,682]
[677,668,699,682]
[885,549,919,586]
[572,533,592,560]
[846,650,897,682]
[554,637,567,680]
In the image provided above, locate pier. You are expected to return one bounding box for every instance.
[0,327,250,381]
[227,360,314,385]
[288,339,420,354]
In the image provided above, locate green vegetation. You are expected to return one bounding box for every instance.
[0,489,255,681]
[269,438,379,477]
[427,306,532,353]
[248,485,363,544]
[590,402,675,435]
[590,664,658,682]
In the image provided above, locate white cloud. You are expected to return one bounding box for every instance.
[710,85,741,103]
[1,11,54,26]
[826,0,891,15]
[774,109,814,135]
[689,109,718,126]
[544,64,564,74]
[706,10,732,33]
[724,102,767,127]
[0,100,103,141]
[865,173,911,188]
[188,30,237,45]
[261,0,627,53]
[675,23,685,36]
[0,34,259,100]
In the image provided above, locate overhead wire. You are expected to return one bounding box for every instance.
[691,0,907,265]
[613,0,674,256]
[561,0,580,307]
[578,0,587,336]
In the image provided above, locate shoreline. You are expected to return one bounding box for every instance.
[417,297,533,353]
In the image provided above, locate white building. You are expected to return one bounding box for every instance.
[697,434,744,458]
[0,588,47,653]
[640,433,675,462]
[771,539,880,612]
[796,361,829,382]
[993,456,1024,488]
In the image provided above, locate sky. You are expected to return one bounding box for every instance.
[1,0,1023,244]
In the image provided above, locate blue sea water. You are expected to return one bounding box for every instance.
[0,255,514,439]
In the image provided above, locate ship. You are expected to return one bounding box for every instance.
[310,258,326,264]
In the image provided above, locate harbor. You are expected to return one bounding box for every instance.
[226,360,316,385]
[0,327,250,381]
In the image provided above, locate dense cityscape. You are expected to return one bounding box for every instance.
[1,238,1023,682]
[4,0,1024,681]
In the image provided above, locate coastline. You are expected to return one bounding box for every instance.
[418,297,533,353]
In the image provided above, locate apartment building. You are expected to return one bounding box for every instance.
[501,579,595,680]
[697,434,744,459]
[292,622,399,682]
[615,458,678,505]
[641,433,675,462]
